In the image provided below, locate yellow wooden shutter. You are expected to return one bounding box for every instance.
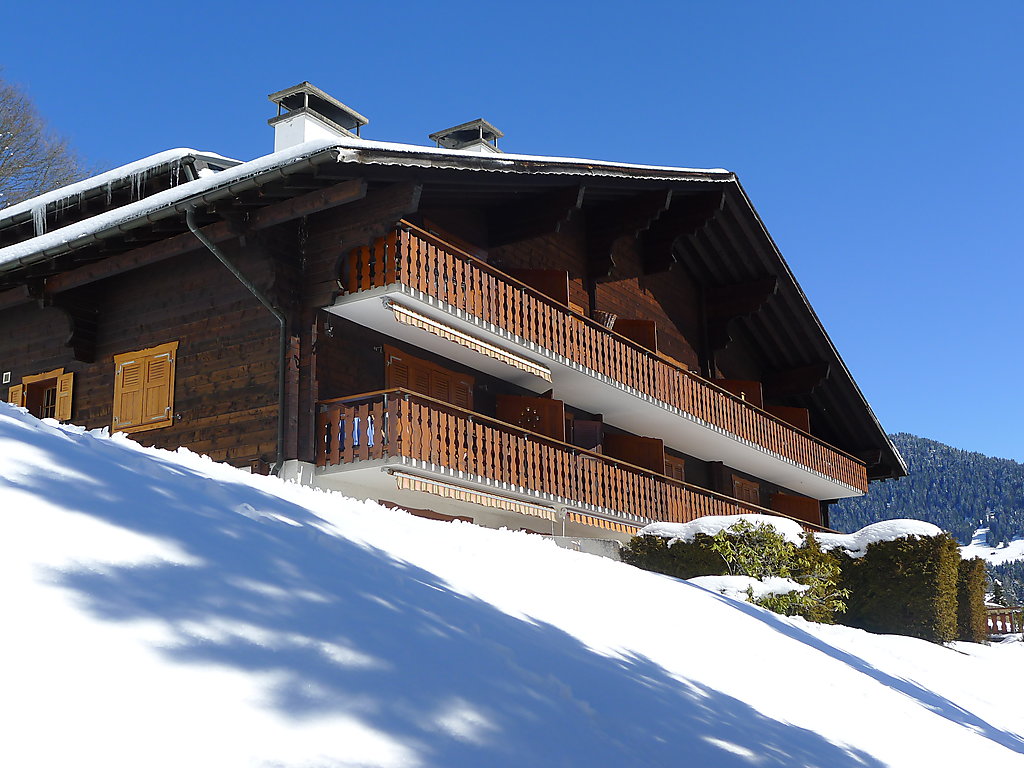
[114,358,145,430]
[142,351,174,424]
[8,384,24,406]
[113,341,177,433]
[55,373,74,421]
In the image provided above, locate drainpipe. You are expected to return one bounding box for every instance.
[185,207,287,474]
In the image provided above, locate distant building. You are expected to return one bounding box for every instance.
[0,82,905,541]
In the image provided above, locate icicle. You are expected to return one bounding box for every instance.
[31,205,46,237]
[106,181,113,205]
[170,160,180,187]
[129,167,152,201]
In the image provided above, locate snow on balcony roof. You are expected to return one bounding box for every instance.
[0,148,241,229]
[0,138,734,273]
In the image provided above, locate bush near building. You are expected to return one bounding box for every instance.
[957,557,989,643]
[836,533,961,643]
[624,517,988,643]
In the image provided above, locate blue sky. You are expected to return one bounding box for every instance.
[5,1,1022,460]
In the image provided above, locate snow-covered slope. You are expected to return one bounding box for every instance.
[962,527,1024,566]
[3,404,1024,768]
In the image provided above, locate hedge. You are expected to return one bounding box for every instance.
[837,533,960,643]
[957,557,988,643]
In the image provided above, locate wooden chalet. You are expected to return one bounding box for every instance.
[0,82,906,542]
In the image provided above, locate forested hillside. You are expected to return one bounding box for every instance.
[832,433,1024,546]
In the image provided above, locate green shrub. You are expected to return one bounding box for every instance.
[838,533,960,643]
[620,532,729,580]
[622,520,847,623]
[957,557,988,644]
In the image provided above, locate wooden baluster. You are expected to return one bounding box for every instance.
[384,230,398,285]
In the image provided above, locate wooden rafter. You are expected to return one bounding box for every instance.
[763,363,831,399]
[642,190,724,273]
[486,186,585,247]
[585,189,672,279]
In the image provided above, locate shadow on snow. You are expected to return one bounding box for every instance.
[5,415,900,767]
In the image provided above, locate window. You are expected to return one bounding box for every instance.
[7,368,74,421]
[112,341,178,433]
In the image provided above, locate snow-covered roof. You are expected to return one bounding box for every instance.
[0,137,735,275]
[0,148,240,230]
[0,141,342,271]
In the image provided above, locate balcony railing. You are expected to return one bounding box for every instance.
[315,389,830,532]
[343,222,868,494]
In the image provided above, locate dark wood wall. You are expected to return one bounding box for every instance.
[0,243,280,465]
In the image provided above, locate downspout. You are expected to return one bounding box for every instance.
[185,207,287,475]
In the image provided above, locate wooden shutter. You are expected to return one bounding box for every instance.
[428,369,452,403]
[385,350,411,389]
[7,384,24,406]
[614,319,658,352]
[55,373,74,422]
[766,405,810,433]
[385,346,473,410]
[771,492,821,526]
[603,433,665,473]
[507,269,570,306]
[732,475,761,506]
[572,419,604,452]
[113,342,177,433]
[496,395,565,441]
[114,358,145,429]
[142,352,174,424]
[664,454,686,482]
[452,374,474,410]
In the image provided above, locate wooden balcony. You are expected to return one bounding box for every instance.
[330,222,867,498]
[315,389,831,534]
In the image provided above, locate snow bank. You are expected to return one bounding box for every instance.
[816,519,944,558]
[3,402,1024,767]
[688,574,809,602]
[640,513,805,546]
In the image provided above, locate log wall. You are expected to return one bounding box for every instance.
[0,243,280,465]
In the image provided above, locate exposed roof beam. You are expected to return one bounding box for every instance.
[486,186,584,247]
[641,191,724,274]
[38,178,369,296]
[585,189,671,279]
[763,363,831,399]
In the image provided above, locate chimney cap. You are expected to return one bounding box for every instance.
[429,118,504,150]
[268,82,368,136]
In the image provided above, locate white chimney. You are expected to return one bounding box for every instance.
[429,119,503,154]
[268,82,368,152]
